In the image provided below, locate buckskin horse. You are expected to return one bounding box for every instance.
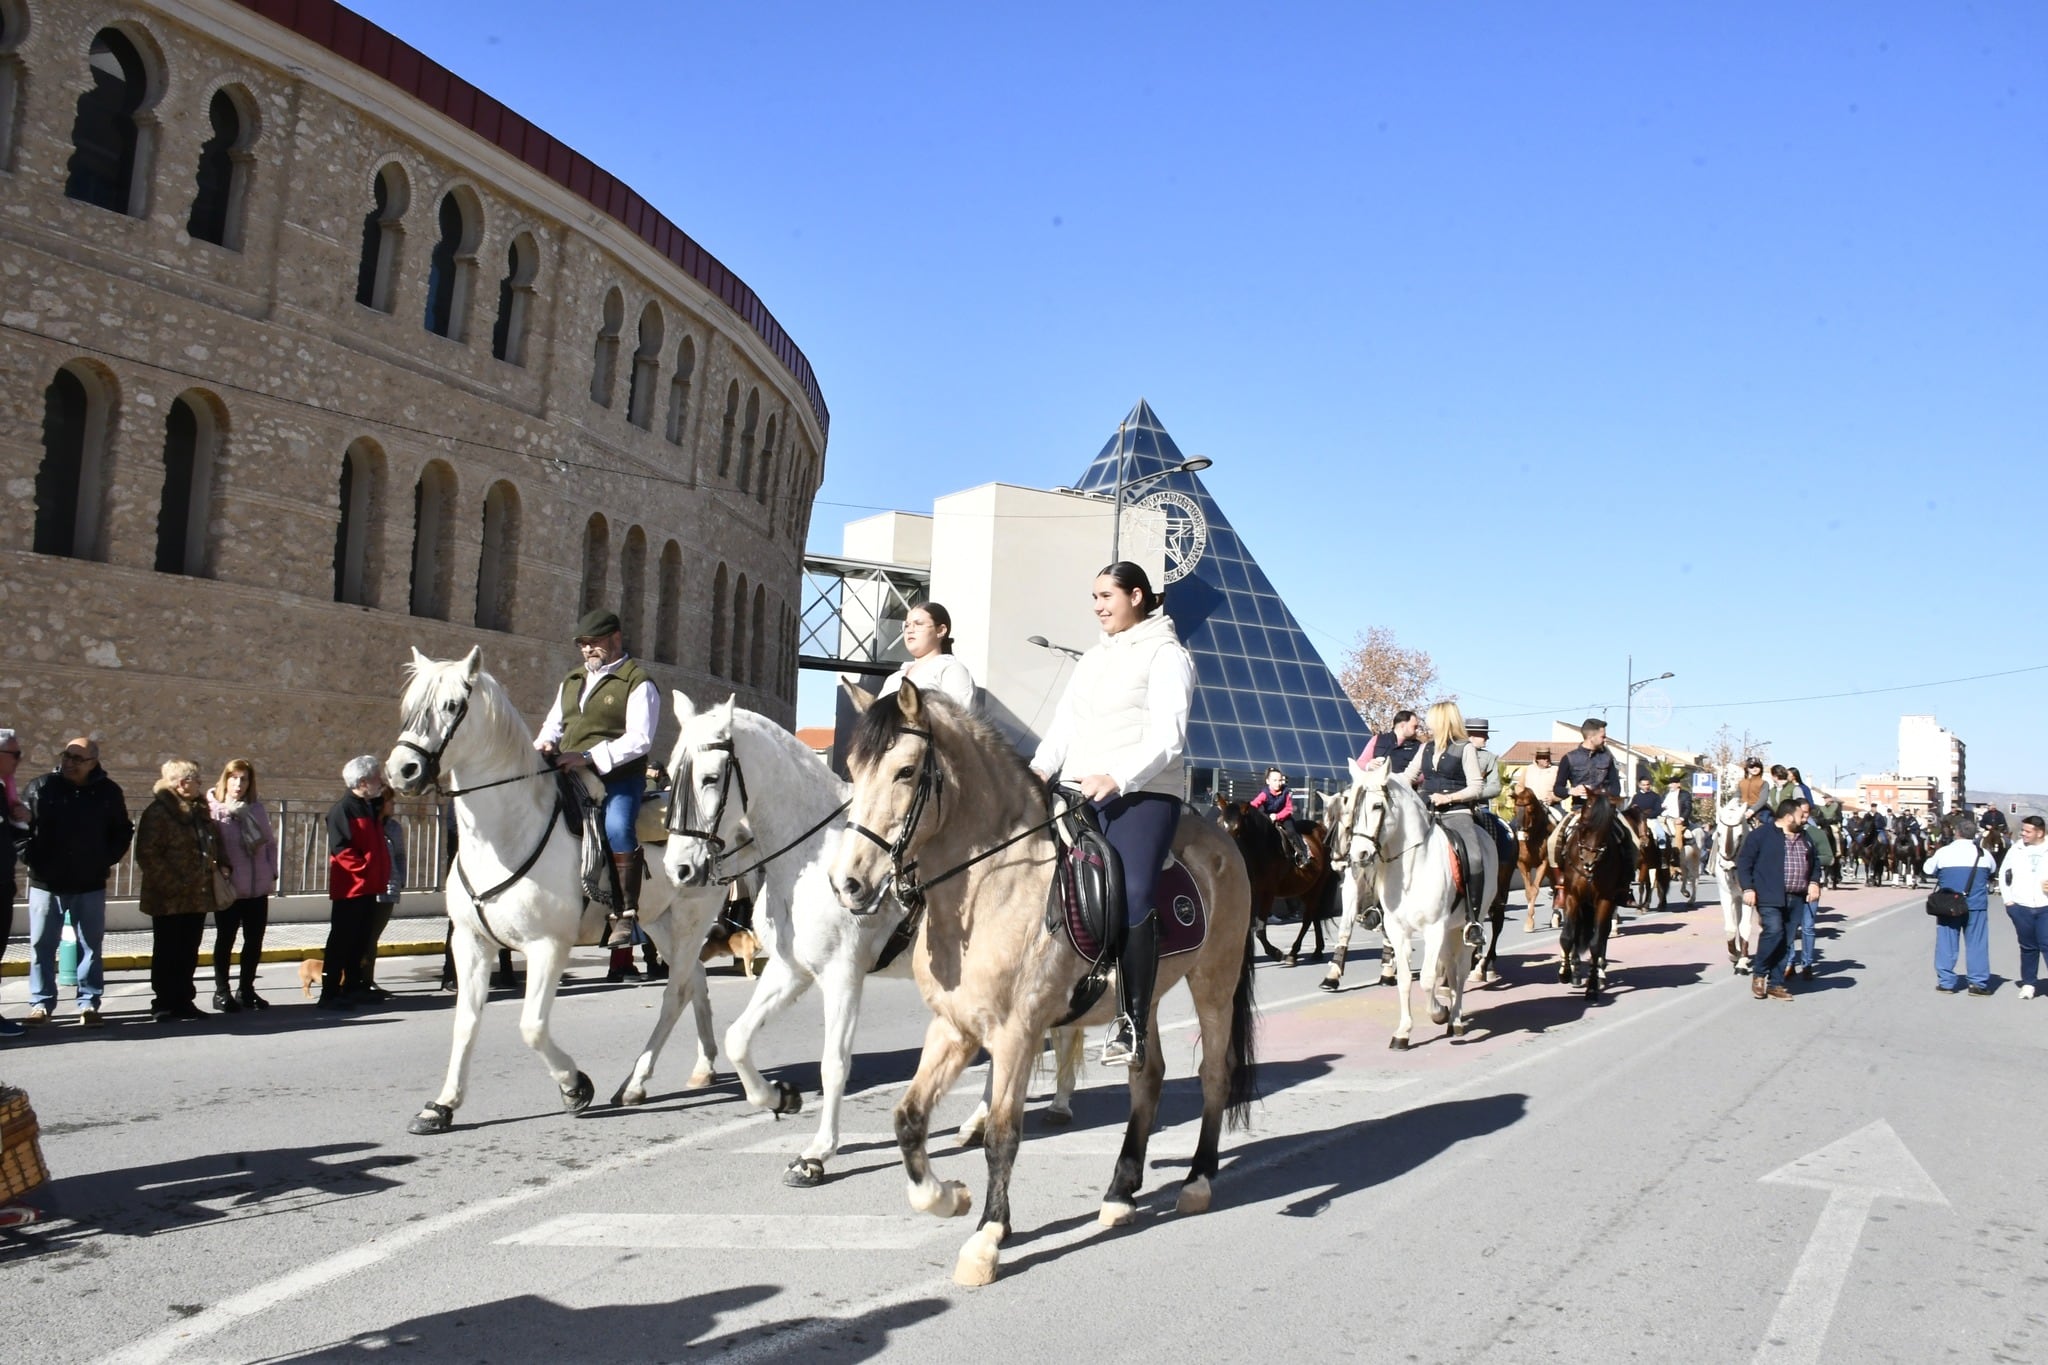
[1556,793,1634,998]
[829,681,1257,1287]
[1216,796,1338,966]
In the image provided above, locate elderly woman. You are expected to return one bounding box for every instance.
[322,754,392,1011]
[209,758,279,1012]
[137,758,223,1023]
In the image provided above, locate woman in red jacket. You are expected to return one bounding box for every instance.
[321,755,392,1010]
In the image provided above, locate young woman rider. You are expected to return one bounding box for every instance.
[878,602,979,713]
[1030,562,1194,1068]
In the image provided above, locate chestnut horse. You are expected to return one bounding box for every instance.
[1215,797,1337,966]
[1621,808,1670,911]
[1556,794,1634,998]
[1510,788,1556,933]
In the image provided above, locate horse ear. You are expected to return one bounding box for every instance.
[1348,758,1369,786]
[410,646,430,667]
[671,689,696,724]
[461,646,481,680]
[716,694,736,725]
[840,677,875,715]
[897,679,926,726]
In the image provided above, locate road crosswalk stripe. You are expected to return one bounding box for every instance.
[497,1213,947,1251]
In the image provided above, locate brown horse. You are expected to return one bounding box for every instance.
[1510,789,1555,933]
[1215,797,1337,966]
[829,681,1257,1286]
[1556,794,1634,998]
[1621,808,1670,911]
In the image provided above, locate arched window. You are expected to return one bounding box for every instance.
[490,232,537,365]
[717,380,739,476]
[619,525,647,646]
[579,513,609,613]
[355,163,408,312]
[475,481,519,631]
[154,392,223,577]
[736,388,760,489]
[186,87,253,249]
[33,364,115,561]
[423,189,481,341]
[590,288,623,406]
[710,562,729,676]
[408,461,456,619]
[625,303,663,430]
[732,573,750,687]
[750,585,766,688]
[65,28,154,216]
[1,4,30,173]
[655,540,682,664]
[333,438,384,606]
[757,415,777,505]
[665,336,695,445]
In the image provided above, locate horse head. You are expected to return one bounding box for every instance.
[661,690,741,888]
[388,646,524,795]
[1339,757,1422,869]
[830,680,956,914]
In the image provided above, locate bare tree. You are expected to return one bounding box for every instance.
[1339,626,1446,732]
[1704,723,1770,771]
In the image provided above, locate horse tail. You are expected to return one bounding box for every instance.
[1225,921,1260,1131]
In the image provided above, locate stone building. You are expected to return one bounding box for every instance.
[0,0,827,800]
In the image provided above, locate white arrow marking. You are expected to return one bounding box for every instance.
[1753,1120,1947,1365]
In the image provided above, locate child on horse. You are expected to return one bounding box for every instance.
[1249,768,1312,867]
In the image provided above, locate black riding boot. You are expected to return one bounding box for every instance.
[1104,914,1159,1068]
[606,851,643,949]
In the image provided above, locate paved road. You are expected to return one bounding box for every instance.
[6,876,2045,1364]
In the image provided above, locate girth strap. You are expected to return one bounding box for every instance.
[455,793,565,948]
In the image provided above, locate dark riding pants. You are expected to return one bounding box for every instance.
[1097,792,1180,927]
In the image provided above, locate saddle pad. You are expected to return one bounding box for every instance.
[1156,857,1208,959]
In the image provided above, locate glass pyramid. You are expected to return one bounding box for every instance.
[1073,400,1374,782]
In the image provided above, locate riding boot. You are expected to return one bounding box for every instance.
[642,938,668,980]
[606,850,643,949]
[1103,914,1159,1068]
[605,945,639,984]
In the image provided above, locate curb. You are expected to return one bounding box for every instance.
[1,941,446,977]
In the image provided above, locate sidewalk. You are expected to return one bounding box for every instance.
[2,909,449,976]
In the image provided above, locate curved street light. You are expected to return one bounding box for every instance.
[1624,657,1675,789]
[1107,434,1213,561]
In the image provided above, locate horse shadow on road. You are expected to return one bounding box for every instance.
[259,1284,949,1363]
[0,1143,419,1259]
[1460,957,1711,1044]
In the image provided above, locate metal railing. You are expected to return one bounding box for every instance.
[88,799,451,901]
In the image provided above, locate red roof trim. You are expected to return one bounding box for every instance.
[234,0,828,437]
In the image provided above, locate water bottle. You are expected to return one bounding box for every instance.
[57,907,79,986]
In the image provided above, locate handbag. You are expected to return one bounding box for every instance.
[1924,842,1983,922]
[211,860,237,911]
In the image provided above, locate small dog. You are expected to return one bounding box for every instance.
[699,926,762,978]
[298,957,324,997]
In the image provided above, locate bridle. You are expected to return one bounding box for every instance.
[665,737,750,855]
[392,672,547,798]
[846,727,944,913]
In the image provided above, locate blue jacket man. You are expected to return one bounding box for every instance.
[1924,813,1996,994]
[1736,797,1822,998]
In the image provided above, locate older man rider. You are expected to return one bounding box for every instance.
[536,609,661,948]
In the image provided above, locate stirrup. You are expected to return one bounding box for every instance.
[1099,1017,1143,1068]
[605,911,638,949]
[1361,906,1383,933]
[1462,920,1487,949]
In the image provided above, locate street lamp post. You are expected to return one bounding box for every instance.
[1624,655,1674,790]
[1106,430,1212,562]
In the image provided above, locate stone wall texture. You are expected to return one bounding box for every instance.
[0,0,825,800]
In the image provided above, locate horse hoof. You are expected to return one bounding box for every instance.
[614,1084,648,1108]
[406,1102,453,1135]
[1378,972,1397,987]
[1389,1035,1410,1051]
[784,1157,826,1188]
[686,1065,716,1089]
[1550,912,1562,930]
[563,1071,595,1114]
[1451,1018,1472,1037]
[773,1081,804,1117]
[1044,1106,1073,1127]
[1098,1200,1137,1228]
[1428,1003,1449,1025]
[1282,955,1297,969]
[1176,1176,1212,1215]
[1318,976,1340,992]
[911,1179,973,1218]
[953,1226,1003,1286]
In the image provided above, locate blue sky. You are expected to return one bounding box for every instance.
[354,1,2046,791]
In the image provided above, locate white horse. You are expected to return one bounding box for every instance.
[1316,785,1376,991]
[1710,767,1758,973]
[661,694,1082,1187]
[1340,758,1470,1048]
[385,648,722,1134]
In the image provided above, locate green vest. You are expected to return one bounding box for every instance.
[557,657,653,781]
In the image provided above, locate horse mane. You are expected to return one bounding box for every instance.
[400,654,534,760]
[848,688,1039,793]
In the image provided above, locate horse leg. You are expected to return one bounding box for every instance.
[723,952,814,1119]
[685,961,718,1088]
[613,911,710,1106]
[955,1025,1036,1286]
[1177,953,1238,1216]
[1447,921,1473,1037]
[1389,920,1417,1048]
[1321,881,1357,990]
[1047,1025,1084,1125]
[409,924,491,1133]
[897,1015,979,1219]
[788,961,866,1188]
[1586,906,1610,999]
[515,937,591,1112]
[1422,919,1450,1026]
[1285,907,1313,967]
[1099,1006,1168,1227]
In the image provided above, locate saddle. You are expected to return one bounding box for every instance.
[554,767,670,919]
[1044,795,1209,1026]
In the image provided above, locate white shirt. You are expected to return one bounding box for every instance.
[534,655,660,775]
[878,652,979,713]
[1519,763,1561,801]
[1031,613,1194,798]
[2000,839,2048,909]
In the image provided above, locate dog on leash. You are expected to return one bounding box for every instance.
[298,957,323,997]
[698,925,762,979]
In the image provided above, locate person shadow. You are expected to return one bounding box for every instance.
[0,1143,418,1257]
[262,1284,947,1363]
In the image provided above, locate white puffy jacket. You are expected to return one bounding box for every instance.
[1030,612,1194,798]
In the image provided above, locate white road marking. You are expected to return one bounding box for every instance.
[496,1212,946,1251]
[1753,1120,1947,1365]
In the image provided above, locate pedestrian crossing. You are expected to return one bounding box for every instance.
[498,1212,950,1251]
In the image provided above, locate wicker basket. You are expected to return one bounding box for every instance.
[0,1086,49,1200]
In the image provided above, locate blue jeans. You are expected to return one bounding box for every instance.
[2005,903,2048,987]
[1752,904,1794,985]
[602,772,644,854]
[28,887,107,1011]
[1788,901,1817,967]
[1935,908,1990,990]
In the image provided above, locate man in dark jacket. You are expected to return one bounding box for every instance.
[322,755,393,1010]
[22,737,134,1027]
[1736,796,1823,1001]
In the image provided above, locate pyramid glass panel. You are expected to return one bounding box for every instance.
[1073,399,1374,781]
